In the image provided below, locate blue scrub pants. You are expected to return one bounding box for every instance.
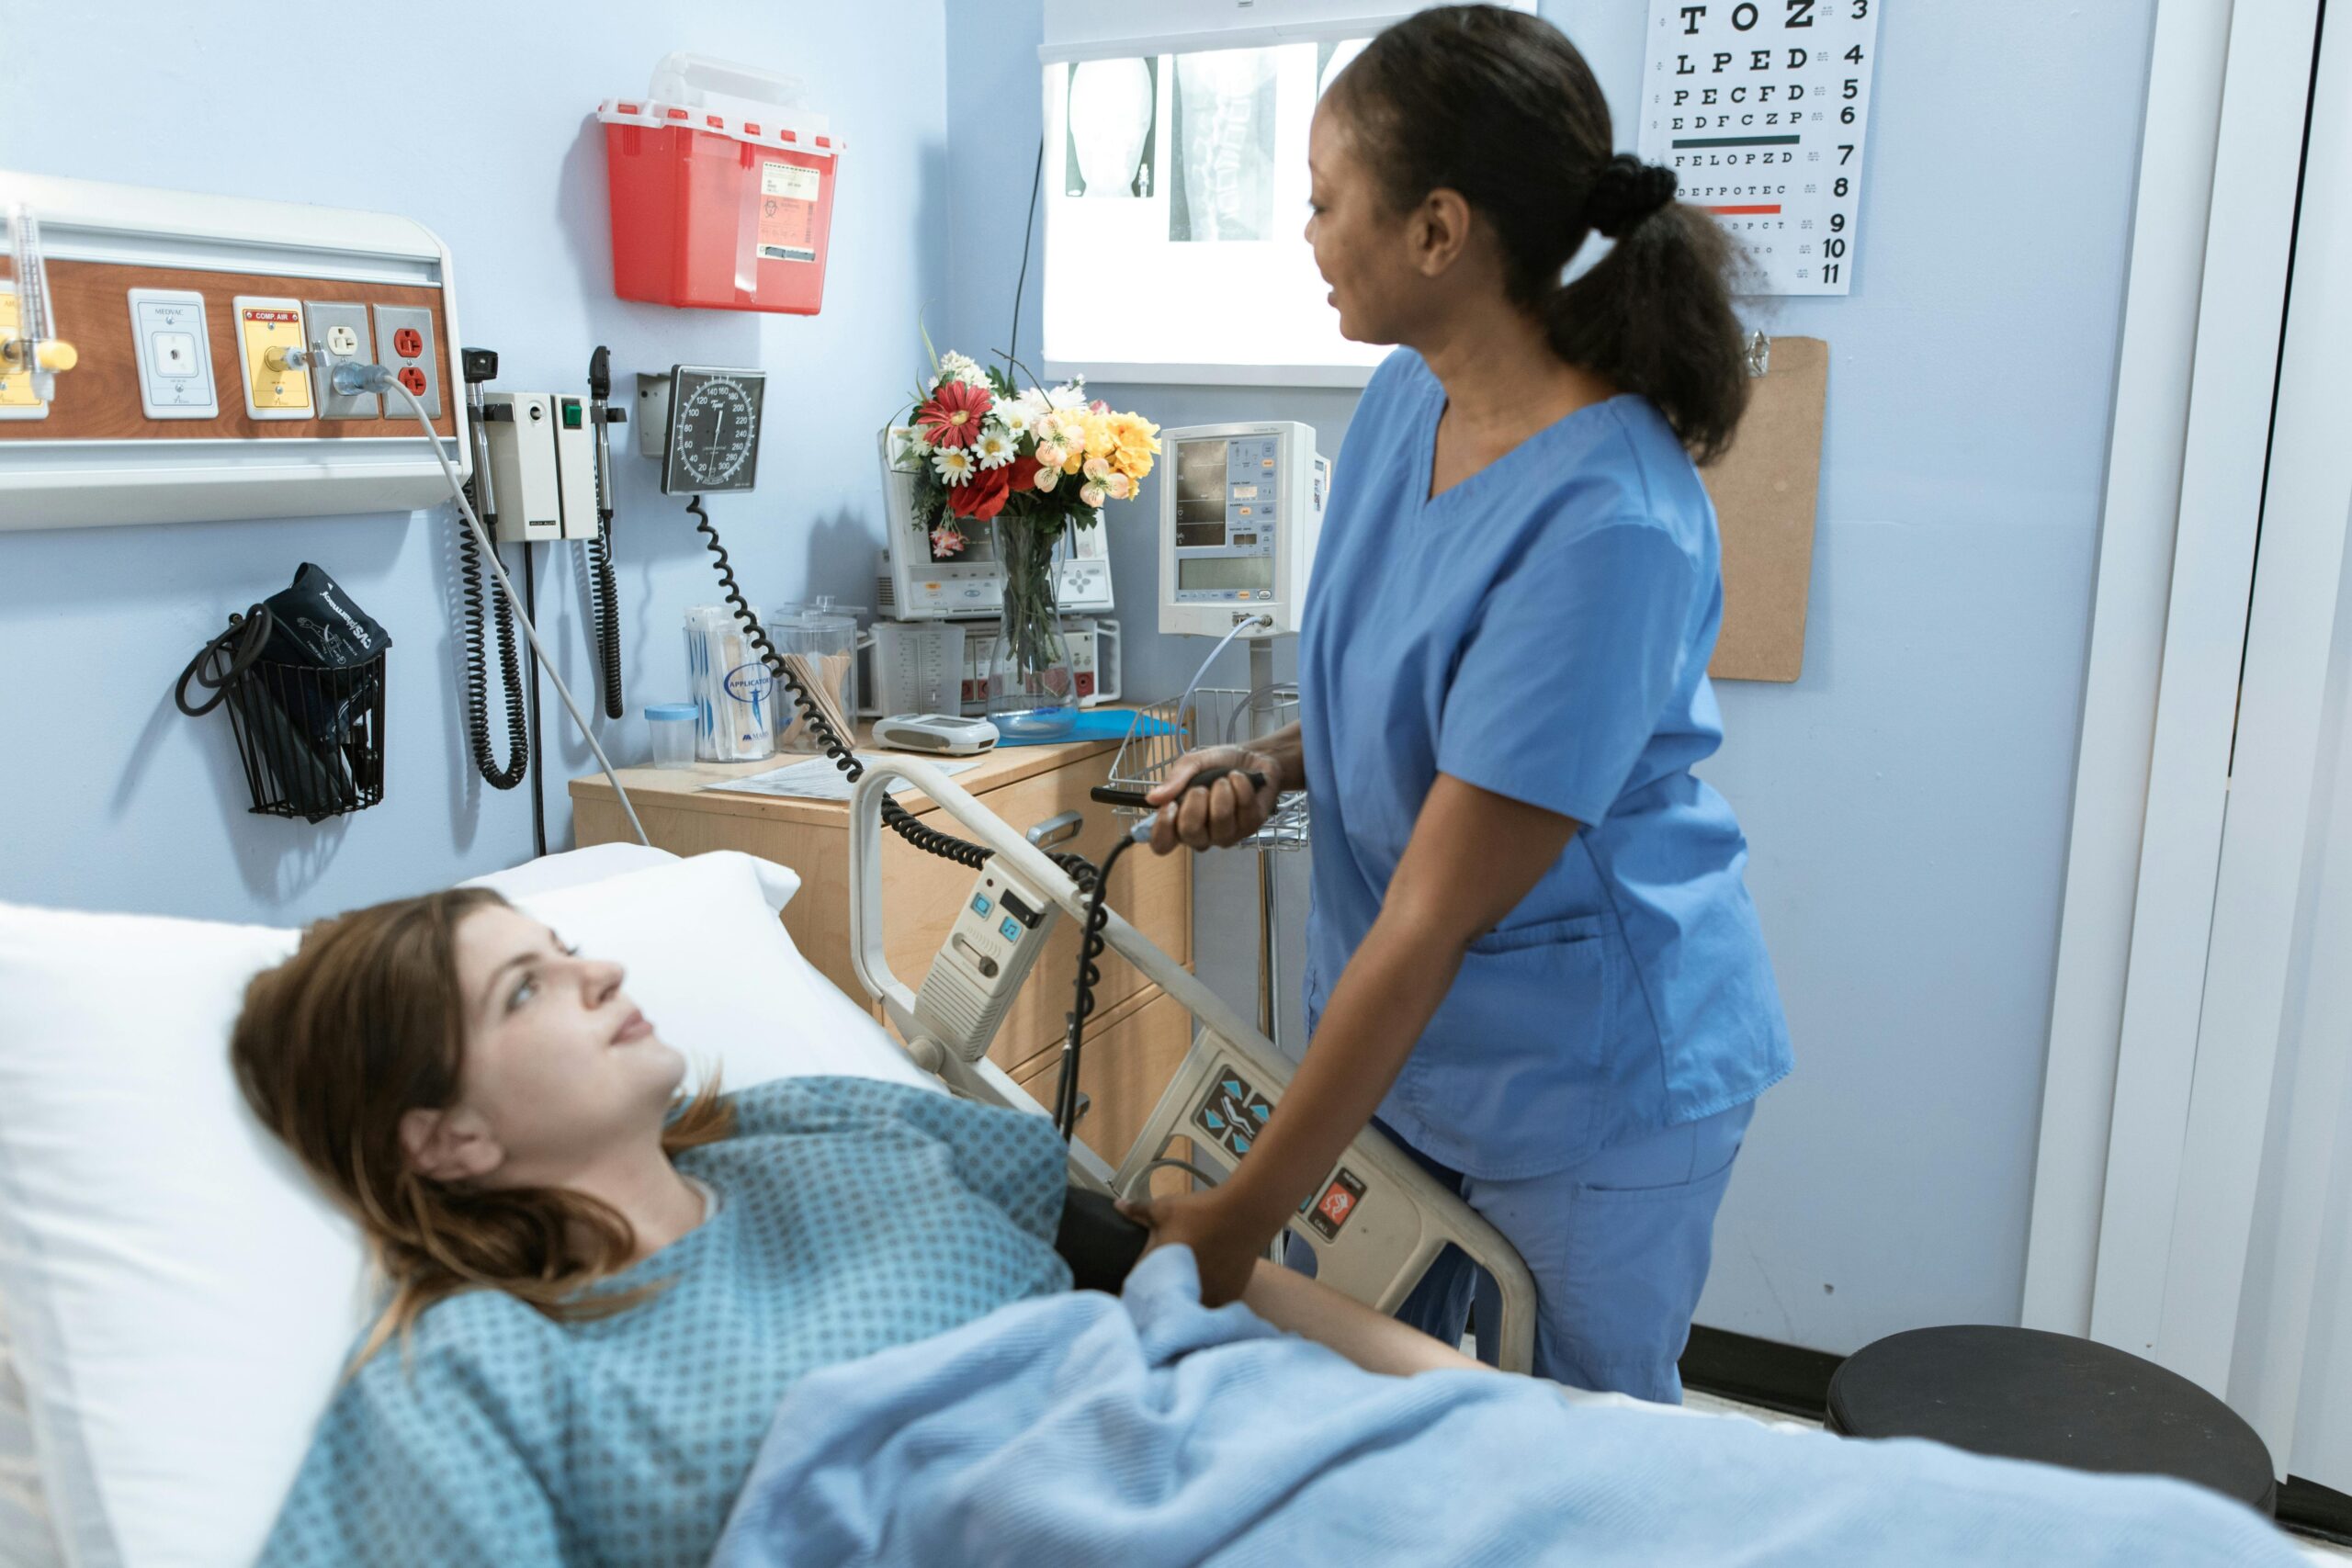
[1344,1101,1755,1403]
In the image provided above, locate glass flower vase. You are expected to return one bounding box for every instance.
[983,517,1080,741]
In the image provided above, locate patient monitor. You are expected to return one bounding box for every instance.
[1158,421,1327,638]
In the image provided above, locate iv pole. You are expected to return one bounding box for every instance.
[1250,637,1283,1046]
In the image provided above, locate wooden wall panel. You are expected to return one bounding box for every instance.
[1,258,455,442]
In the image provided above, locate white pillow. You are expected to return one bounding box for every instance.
[506,852,933,1098]
[0,846,673,1568]
[0,1276,65,1568]
[0,849,926,1568]
[462,840,680,900]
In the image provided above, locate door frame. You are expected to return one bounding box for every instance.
[2024,0,2324,1356]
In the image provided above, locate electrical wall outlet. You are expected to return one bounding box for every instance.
[300,300,378,420]
[371,303,441,419]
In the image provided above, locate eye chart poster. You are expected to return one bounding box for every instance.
[1636,1,1883,295]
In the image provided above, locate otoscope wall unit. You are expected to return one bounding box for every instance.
[0,172,467,532]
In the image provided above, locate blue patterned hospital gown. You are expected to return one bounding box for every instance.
[260,1077,1073,1567]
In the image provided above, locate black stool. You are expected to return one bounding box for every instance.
[1826,1326,2276,1515]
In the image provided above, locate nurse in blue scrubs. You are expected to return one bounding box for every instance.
[1125,5,1792,1403]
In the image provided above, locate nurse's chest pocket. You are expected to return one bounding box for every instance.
[1403,914,1614,1155]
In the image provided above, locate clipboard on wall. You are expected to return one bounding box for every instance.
[1702,333,1827,683]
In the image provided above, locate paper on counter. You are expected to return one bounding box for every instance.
[701,752,978,802]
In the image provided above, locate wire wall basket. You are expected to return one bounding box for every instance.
[176,609,388,824]
[1103,684,1311,852]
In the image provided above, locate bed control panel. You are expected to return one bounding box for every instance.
[916,866,1058,1064]
[1117,1037,1503,1344]
[1190,1067,1367,1240]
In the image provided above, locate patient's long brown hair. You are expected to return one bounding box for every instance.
[229,886,734,1365]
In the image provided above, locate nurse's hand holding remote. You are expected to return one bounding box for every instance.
[1145,735,1297,853]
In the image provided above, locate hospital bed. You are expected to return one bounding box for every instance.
[0,836,2326,1567]
[0,811,1561,1568]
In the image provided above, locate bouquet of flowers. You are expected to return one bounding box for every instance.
[889,349,1159,734]
[893,349,1159,559]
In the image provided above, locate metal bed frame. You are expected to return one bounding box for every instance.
[844,756,1538,1373]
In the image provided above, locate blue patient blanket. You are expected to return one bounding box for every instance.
[716,1246,2301,1568]
[259,1077,1071,1567]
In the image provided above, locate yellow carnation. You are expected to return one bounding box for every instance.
[1081,414,1118,458]
[1112,413,1159,480]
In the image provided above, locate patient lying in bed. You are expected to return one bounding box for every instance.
[232,886,1475,1568]
[238,887,2304,1568]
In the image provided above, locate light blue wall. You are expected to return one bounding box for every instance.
[0,0,947,925]
[2,0,2159,1353]
[946,0,2157,1350]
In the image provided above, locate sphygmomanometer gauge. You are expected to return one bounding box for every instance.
[660,366,765,495]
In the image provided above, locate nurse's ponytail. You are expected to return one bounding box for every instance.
[1328,6,1750,462]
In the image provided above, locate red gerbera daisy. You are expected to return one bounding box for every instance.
[915,380,992,449]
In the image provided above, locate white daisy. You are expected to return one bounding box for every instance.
[972,426,1016,469]
[932,446,977,486]
[994,399,1036,438]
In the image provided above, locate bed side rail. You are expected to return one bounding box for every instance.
[845,758,1537,1374]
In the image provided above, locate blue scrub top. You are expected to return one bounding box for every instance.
[1297,349,1791,1180]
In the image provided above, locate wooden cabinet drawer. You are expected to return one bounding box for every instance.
[1012,987,1193,1175]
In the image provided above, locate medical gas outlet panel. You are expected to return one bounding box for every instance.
[0,173,466,532]
[1158,421,1327,638]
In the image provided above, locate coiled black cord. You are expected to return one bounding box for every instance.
[1057,830,1138,1140]
[690,495,1008,871]
[457,483,529,790]
[587,513,624,720]
[687,492,1149,1138]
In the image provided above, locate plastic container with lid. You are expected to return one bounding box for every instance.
[597,52,843,314]
[643,703,697,769]
[767,597,863,752]
[685,605,776,762]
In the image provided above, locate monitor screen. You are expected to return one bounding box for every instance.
[1174,437,1230,545]
[1178,555,1274,593]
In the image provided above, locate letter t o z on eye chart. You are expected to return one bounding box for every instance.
[1637,0,1883,296]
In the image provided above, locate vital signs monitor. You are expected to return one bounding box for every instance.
[1159,422,1328,638]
